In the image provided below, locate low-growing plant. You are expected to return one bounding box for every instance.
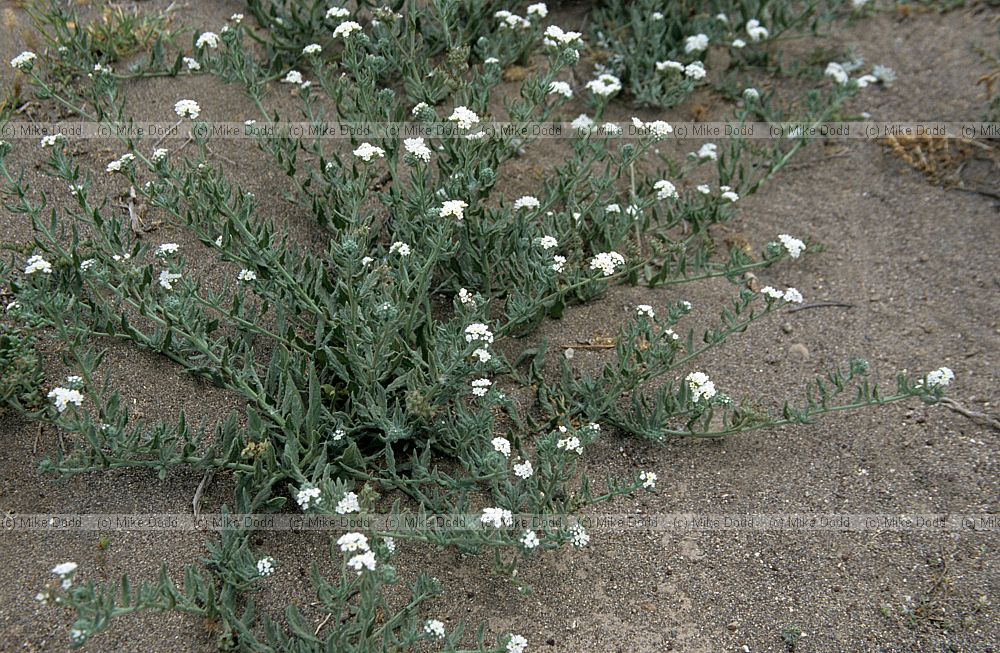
[1,2,955,651]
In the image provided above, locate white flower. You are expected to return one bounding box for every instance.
[333,21,363,38]
[654,180,678,200]
[721,190,739,202]
[335,491,360,514]
[424,619,446,639]
[40,134,65,148]
[48,387,84,412]
[743,87,760,100]
[464,323,494,345]
[519,530,540,549]
[295,485,322,510]
[571,114,594,132]
[106,153,135,173]
[347,550,377,573]
[403,137,431,162]
[79,259,95,271]
[507,634,528,653]
[716,13,729,22]
[570,524,589,548]
[182,57,200,71]
[52,562,78,576]
[732,38,747,49]
[778,234,805,258]
[383,537,395,553]
[481,507,513,528]
[543,25,582,48]
[527,3,548,18]
[174,99,201,119]
[514,196,540,210]
[783,288,803,303]
[556,436,582,454]
[151,148,169,163]
[513,460,534,479]
[326,7,350,19]
[589,251,625,276]
[684,33,709,53]
[353,142,385,161]
[458,288,475,305]
[24,255,52,275]
[586,74,622,97]
[636,304,655,318]
[548,81,572,98]
[651,11,664,20]
[537,236,558,250]
[696,143,717,160]
[680,301,692,311]
[761,286,784,300]
[283,70,307,87]
[231,13,244,23]
[484,57,500,64]
[389,241,410,256]
[640,471,657,489]
[551,255,566,273]
[337,532,369,552]
[684,61,707,80]
[158,271,181,290]
[256,557,275,576]
[852,0,871,6]
[195,32,220,49]
[632,118,673,139]
[472,348,491,363]
[440,199,468,220]
[656,60,684,72]
[155,243,179,256]
[302,43,322,55]
[491,437,511,457]
[856,74,879,88]
[601,122,622,135]
[471,378,492,397]
[448,106,480,130]
[925,367,954,388]
[497,11,529,29]
[11,51,37,71]
[746,19,769,41]
[69,184,85,197]
[238,269,257,282]
[686,371,717,403]
[825,62,849,85]
[605,203,621,213]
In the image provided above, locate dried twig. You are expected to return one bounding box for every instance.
[787,301,855,313]
[938,397,1000,431]
[192,469,215,517]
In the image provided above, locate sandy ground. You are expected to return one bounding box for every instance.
[1,1,998,652]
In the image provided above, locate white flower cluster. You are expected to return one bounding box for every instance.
[326,7,350,19]
[174,99,201,119]
[520,529,539,549]
[52,562,78,588]
[156,243,179,257]
[481,507,513,528]
[302,43,322,55]
[507,634,529,653]
[389,241,411,256]
[158,271,181,290]
[586,73,622,97]
[424,619,446,639]
[335,491,360,514]
[296,485,322,510]
[631,117,673,139]
[589,251,625,276]
[464,323,494,345]
[449,106,480,130]
[513,459,533,479]
[695,143,717,160]
[925,367,954,388]
[636,305,655,318]
[471,378,492,397]
[549,81,572,98]
[570,524,589,548]
[746,19,769,41]
[686,371,717,403]
[514,196,540,211]
[654,180,678,200]
[353,142,385,161]
[543,25,583,49]
[537,236,558,250]
[25,254,52,275]
[760,286,803,304]
[403,137,431,162]
[337,532,377,574]
[106,152,135,173]
[256,556,275,576]
[495,10,529,29]
[491,437,511,457]
[238,269,257,282]
[40,134,66,148]
[333,21,363,38]
[685,34,709,53]
[48,386,84,412]
[640,471,657,489]
[196,32,219,49]
[183,57,200,71]
[440,199,468,220]
[152,148,169,163]
[11,51,37,71]
[778,234,805,258]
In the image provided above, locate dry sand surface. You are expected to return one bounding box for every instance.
[0,1,998,652]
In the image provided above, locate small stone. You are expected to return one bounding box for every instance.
[727,621,739,631]
[781,323,793,334]
[788,343,810,361]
